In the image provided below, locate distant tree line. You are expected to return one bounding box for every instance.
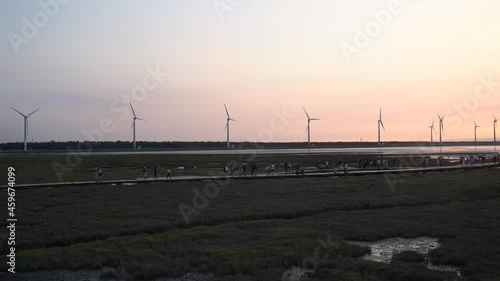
[1,141,227,151]
[0,140,494,152]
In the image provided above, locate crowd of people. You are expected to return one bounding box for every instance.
[140,165,172,181]
[459,155,489,166]
[93,153,498,182]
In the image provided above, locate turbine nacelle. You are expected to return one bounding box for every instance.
[378,108,385,131]
[437,114,445,134]
[224,104,237,148]
[303,107,319,122]
[303,107,319,145]
[11,107,40,151]
[224,104,237,131]
[129,102,145,149]
[428,119,437,133]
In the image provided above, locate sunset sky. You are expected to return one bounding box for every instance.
[1,0,499,143]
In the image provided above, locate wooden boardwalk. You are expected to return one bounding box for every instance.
[2,163,498,190]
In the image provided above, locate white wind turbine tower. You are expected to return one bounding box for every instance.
[224,104,237,148]
[11,107,40,151]
[377,108,385,145]
[428,119,436,143]
[474,119,480,143]
[130,102,145,150]
[494,115,498,143]
[303,107,320,147]
[437,114,445,144]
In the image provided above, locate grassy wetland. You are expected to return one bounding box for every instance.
[1,152,499,280]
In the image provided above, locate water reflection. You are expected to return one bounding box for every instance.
[61,145,499,155]
[349,237,461,277]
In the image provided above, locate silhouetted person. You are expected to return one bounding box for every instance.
[166,168,171,181]
[98,168,103,182]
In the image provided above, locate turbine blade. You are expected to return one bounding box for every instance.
[130,122,134,131]
[136,117,145,121]
[224,123,227,131]
[432,119,434,127]
[27,108,40,117]
[303,107,310,119]
[224,104,230,118]
[310,118,320,121]
[437,114,442,121]
[380,121,385,131]
[230,118,237,122]
[379,108,382,119]
[11,107,26,117]
[26,118,29,137]
[433,126,437,133]
[305,126,309,133]
[129,102,136,118]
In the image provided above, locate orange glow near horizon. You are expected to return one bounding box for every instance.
[1,1,499,143]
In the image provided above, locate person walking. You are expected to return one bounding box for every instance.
[98,168,103,182]
[251,163,257,176]
[166,167,171,181]
[154,165,158,179]
[94,169,99,182]
[143,166,147,180]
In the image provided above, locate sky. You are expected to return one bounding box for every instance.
[1,0,499,143]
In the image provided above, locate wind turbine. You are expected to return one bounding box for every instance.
[474,119,480,143]
[378,108,385,144]
[130,102,145,150]
[303,107,320,147]
[11,107,39,151]
[224,104,237,148]
[494,115,498,143]
[437,115,445,144]
[428,119,436,143]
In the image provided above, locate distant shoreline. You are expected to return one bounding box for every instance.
[0,141,498,155]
